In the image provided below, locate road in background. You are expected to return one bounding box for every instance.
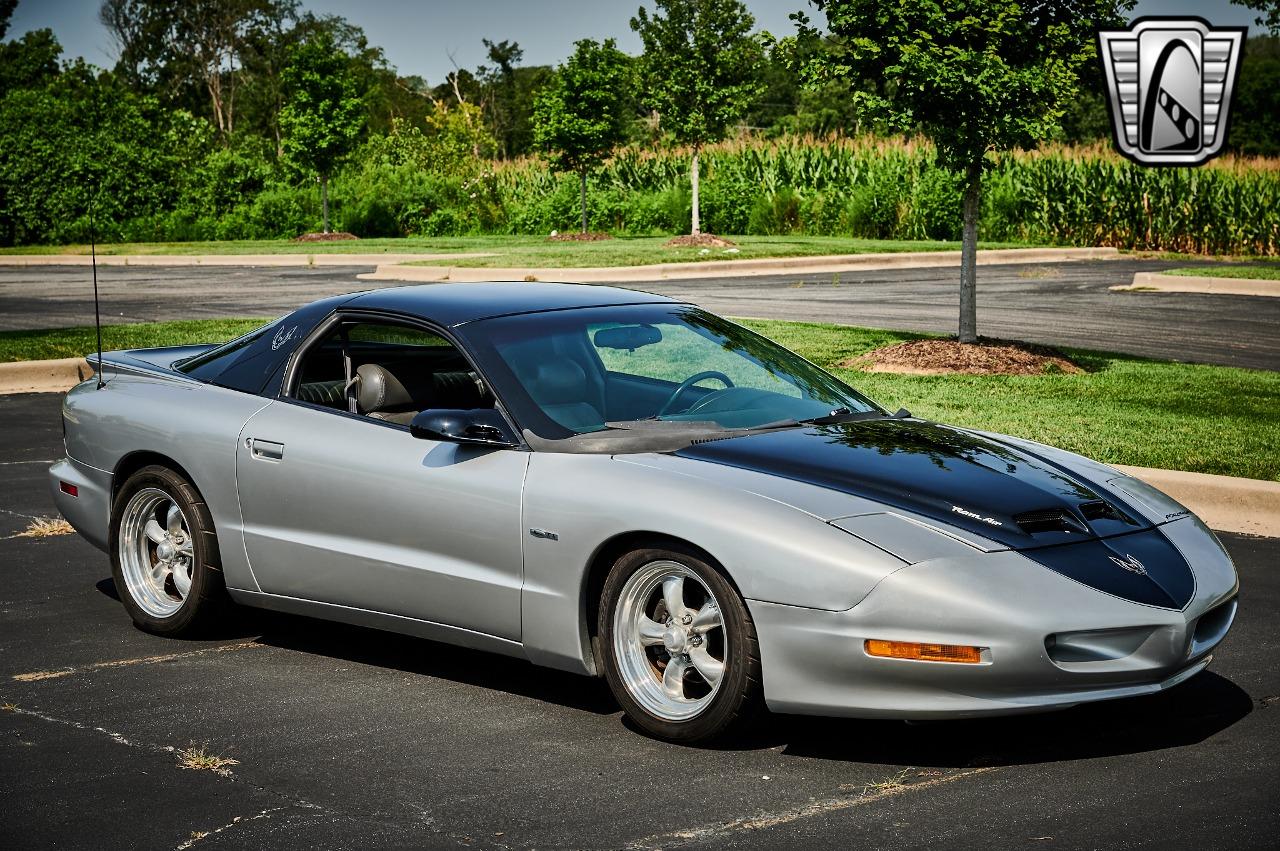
[1,391,1278,850]
[2,258,1278,370]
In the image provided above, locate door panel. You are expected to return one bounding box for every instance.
[235,400,528,640]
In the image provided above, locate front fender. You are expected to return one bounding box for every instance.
[518,452,906,675]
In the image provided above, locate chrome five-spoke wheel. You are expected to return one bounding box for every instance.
[118,487,195,618]
[612,560,727,722]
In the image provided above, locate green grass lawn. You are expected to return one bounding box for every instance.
[0,319,268,362]
[396,235,1031,268]
[0,235,1030,266]
[4,316,1275,481]
[1165,264,1280,281]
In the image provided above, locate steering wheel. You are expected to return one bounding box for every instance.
[657,371,735,417]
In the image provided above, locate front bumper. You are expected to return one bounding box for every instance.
[751,517,1238,719]
[49,456,112,553]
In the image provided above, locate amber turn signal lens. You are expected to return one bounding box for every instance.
[864,640,983,664]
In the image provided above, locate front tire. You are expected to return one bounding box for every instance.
[599,545,763,743]
[109,465,227,636]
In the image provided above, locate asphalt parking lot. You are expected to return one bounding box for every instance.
[3,257,1279,370]
[2,390,1278,850]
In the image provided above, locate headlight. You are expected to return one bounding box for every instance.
[830,512,992,564]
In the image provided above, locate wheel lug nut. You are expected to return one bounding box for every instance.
[681,614,692,625]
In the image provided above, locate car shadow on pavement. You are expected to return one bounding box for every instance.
[767,670,1253,767]
[249,609,619,716]
[94,582,1252,762]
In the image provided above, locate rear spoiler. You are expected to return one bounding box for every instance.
[90,343,220,382]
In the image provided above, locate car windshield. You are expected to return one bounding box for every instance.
[465,304,883,439]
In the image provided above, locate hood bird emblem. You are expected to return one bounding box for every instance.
[1109,553,1148,575]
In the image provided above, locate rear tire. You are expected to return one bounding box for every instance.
[109,465,227,637]
[599,544,763,743]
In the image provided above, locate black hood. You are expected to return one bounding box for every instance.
[676,418,1150,548]
[675,419,1195,608]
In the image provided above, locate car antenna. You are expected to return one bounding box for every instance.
[90,187,104,389]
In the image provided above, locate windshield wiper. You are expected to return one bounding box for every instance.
[751,407,909,431]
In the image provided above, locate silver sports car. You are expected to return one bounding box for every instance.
[50,283,1238,742]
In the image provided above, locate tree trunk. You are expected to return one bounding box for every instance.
[958,161,982,344]
[579,169,588,234]
[321,174,330,234]
[690,145,701,236]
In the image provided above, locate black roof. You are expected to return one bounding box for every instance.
[343,282,675,327]
[176,282,677,398]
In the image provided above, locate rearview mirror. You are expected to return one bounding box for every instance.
[409,408,517,448]
[593,324,662,351]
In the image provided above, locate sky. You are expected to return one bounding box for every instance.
[6,0,1266,86]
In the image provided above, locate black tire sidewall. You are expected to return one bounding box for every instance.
[109,465,224,636]
[599,544,762,744]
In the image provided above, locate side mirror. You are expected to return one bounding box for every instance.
[409,408,518,448]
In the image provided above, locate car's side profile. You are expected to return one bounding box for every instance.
[50,283,1238,742]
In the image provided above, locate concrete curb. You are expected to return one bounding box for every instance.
[0,357,93,395]
[356,246,1122,283]
[0,252,494,267]
[1115,465,1280,538]
[1114,272,1280,297]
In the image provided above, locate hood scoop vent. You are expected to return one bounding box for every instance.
[1015,500,1138,537]
[1079,499,1133,524]
[1014,508,1089,536]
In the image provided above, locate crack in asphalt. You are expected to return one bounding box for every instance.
[8,640,267,682]
[624,766,999,849]
[174,807,288,850]
[1,702,475,849]
[2,703,330,827]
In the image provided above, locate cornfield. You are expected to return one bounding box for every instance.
[476,135,1280,255]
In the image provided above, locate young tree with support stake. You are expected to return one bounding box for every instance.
[630,0,764,237]
[532,38,631,235]
[785,0,1131,342]
[280,31,363,234]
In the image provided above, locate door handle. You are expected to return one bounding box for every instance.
[247,438,285,461]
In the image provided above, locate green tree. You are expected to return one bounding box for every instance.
[0,61,202,245]
[1233,1,1280,35]
[631,0,765,236]
[99,0,295,138]
[533,38,632,233]
[786,0,1131,343]
[1231,36,1280,156]
[279,30,364,233]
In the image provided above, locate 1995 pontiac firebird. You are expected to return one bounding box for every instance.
[50,283,1238,742]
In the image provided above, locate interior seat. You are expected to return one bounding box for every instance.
[356,363,432,424]
[524,359,604,432]
[295,378,347,407]
[355,364,492,425]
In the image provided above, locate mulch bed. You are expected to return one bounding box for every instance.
[664,233,737,248]
[291,231,359,242]
[841,337,1084,376]
[548,231,613,242]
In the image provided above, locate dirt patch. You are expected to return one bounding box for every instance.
[665,233,737,248]
[291,231,359,242]
[841,338,1084,376]
[548,231,613,242]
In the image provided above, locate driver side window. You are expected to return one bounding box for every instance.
[291,320,493,425]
